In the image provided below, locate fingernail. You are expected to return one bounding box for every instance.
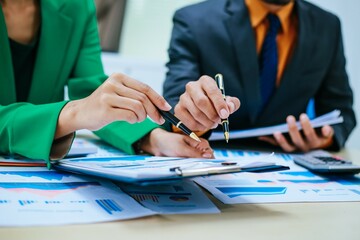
[165,102,172,110]
[274,132,281,140]
[159,117,165,125]
[324,126,332,137]
[324,128,330,136]
[202,147,211,152]
[287,116,295,124]
[202,153,213,158]
[229,102,235,113]
[220,108,228,118]
[300,114,308,121]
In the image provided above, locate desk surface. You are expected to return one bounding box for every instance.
[1,149,359,240]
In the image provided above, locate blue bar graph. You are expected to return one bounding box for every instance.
[217,186,287,198]
[0,200,10,204]
[95,199,122,215]
[18,200,37,206]
[278,171,317,178]
[0,171,73,181]
[0,182,100,190]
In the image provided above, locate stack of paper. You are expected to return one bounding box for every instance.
[52,155,287,185]
[209,110,343,141]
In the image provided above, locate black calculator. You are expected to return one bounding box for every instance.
[293,155,360,174]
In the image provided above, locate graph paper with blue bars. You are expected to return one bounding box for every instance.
[0,167,154,226]
[195,149,360,204]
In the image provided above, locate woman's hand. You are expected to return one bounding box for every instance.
[140,128,214,158]
[56,73,171,139]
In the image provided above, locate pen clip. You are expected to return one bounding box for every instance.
[169,164,240,177]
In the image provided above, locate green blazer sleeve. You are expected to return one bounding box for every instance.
[65,0,159,155]
[0,0,159,162]
[0,102,69,160]
[0,4,75,161]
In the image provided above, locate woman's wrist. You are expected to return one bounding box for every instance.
[55,100,81,139]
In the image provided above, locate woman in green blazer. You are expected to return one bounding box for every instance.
[0,0,213,164]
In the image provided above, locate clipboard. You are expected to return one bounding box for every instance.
[52,156,289,185]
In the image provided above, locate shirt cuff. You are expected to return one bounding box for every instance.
[319,136,334,149]
[50,133,75,160]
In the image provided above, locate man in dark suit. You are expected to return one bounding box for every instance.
[163,0,356,152]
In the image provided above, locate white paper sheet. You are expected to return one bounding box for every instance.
[119,180,220,214]
[54,155,278,183]
[197,150,360,204]
[209,110,343,140]
[0,167,155,226]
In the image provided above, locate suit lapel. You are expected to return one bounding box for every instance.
[224,0,261,124]
[261,1,311,118]
[0,8,16,104]
[28,0,73,103]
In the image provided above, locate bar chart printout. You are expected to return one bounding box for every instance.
[197,150,360,204]
[0,167,155,226]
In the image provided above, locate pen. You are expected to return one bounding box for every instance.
[159,110,201,142]
[215,73,230,143]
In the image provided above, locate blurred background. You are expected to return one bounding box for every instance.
[95,0,360,149]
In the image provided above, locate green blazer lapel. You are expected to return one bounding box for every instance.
[224,0,262,124]
[0,8,16,104]
[28,0,73,103]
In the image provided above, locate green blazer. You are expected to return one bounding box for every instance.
[0,0,158,162]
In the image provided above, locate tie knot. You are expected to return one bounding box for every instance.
[267,14,281,34]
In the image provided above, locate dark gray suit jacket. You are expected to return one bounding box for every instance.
[163,0,356,150]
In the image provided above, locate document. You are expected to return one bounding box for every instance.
[67,138,98,157]
[0,167,155,226]
[0,156,46,167]
[195,150,360,204]
[52,155,288,185]
[118,180,220,214]
[209,110,343,141]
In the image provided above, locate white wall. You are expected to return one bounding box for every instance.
[306,0,360,149]
[114,0,360,148]
[120,0,202,61]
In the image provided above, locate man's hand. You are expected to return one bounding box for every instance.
[259,113,334,152]
[140,128,214,158]
[174,75,240,131]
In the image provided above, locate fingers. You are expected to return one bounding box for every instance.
[110,83,165,124]
[113,73,171,111]
[176,75,240,131]
[300,114,334,149]
[106,95,147,124]
[185,78,220,128]
[174,103,208,130]
[299,113,319,147]
[259,133,298,152]
[287,115,309,152]
[282,114,334,152]
[274,132,297,152]
[322,125,334,139]
[107,73,171,125]
[225,96,241,114]
[178,92,217,130]
[182,136,214,158]
[144,129,214,158]
[258,136,279,146]
[199,76,230,119]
